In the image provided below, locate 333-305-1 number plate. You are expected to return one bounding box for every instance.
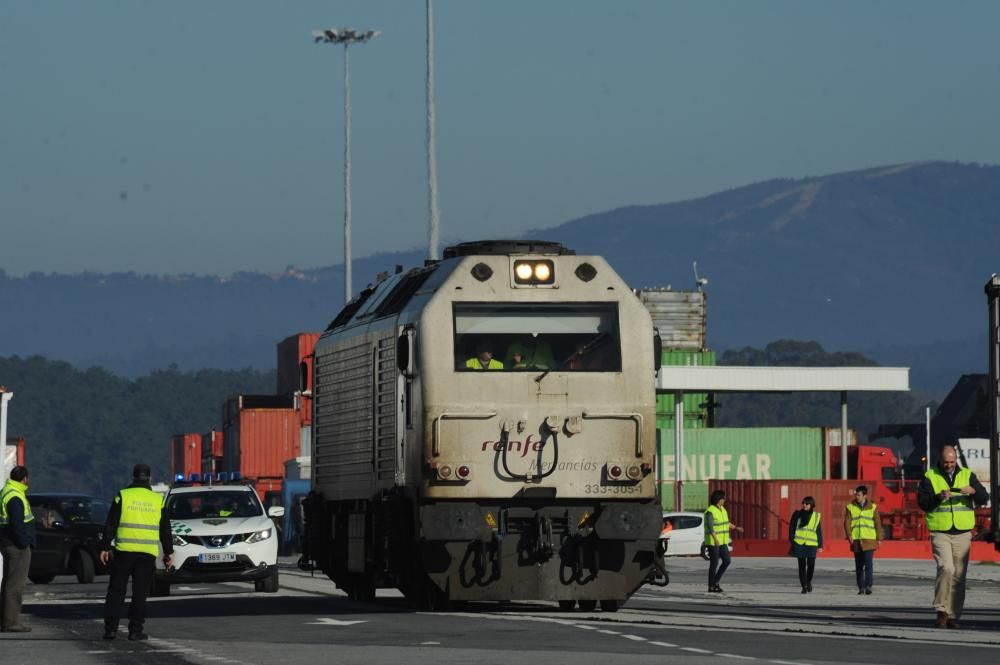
[198,552,237,563]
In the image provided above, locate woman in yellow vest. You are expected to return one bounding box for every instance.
[843,485,881,595]
[788,496,823,593]
[704,489,743,593]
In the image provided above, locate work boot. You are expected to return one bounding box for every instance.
[806,584,813,593]
[946,619,960,629]
[935,611,948,628]
[128,631,149,641]
[102,630,117,640]
[864,587,872,595]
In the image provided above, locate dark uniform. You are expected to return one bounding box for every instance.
[101,466,173,640]
[1,468,36,632]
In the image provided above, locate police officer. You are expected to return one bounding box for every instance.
[100,463,173,641]
[0,465,35,632]
[917,444,989,629]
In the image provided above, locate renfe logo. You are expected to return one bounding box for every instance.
[481,434,542,458]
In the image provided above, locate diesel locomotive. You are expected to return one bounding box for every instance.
[302,240,662,610]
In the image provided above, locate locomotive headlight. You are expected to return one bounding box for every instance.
[512,260,555,286]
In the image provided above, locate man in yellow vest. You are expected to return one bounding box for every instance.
[466,338,503,370]
[100,463,173,641]
[917,444,988,629]
[844,485,882,595]
[0,466,35,632]
[704,489,743,592]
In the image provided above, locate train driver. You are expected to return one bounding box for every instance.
[466,338,504,370]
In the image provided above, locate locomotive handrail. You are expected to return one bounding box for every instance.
[581,411,644,457]
[433,411,499,456]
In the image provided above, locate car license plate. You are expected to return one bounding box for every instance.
[198,552,237,563]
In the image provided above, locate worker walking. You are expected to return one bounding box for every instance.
[788,496,823,593]
[917,444,989,629]
[844,485,881,595]
[0,465,35,632]
[100,464,173,641]
[704,489,743,592]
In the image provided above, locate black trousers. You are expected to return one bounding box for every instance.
[103,550,155,634]
[708,545,731,587]
[797,557,816,587]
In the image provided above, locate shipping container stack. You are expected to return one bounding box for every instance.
[170,433,202,480]
[200,429,224,477]
[221,393,301,501]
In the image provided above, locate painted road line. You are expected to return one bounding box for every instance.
[621,634,647,641]
[306,617,367,626]
[681,647,714,654]
[717,654,757,660]
[650,641,677,648]
[575,625,598,630]
[597,629,621,635]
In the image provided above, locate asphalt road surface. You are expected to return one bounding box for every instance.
[6,556,1000,665]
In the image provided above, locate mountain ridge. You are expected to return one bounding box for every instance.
[2,160,996,393]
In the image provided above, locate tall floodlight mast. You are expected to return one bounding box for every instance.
[426,0,440,260]
[313,27,380,303]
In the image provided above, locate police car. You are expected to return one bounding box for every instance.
[152,480,284,596]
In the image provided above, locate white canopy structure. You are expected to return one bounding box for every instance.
[656,365,911,509]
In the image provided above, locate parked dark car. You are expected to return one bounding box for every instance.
[27,493,111,584]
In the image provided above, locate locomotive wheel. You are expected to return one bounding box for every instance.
[557,600,577,611]
[599,599,620,612]
[577,600,597,611]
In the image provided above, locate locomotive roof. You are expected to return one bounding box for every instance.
[442,240,574,258]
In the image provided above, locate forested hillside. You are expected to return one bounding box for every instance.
[1,356,274,497]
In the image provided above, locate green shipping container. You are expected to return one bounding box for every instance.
[657,427,825,510]
[657,350,715,428]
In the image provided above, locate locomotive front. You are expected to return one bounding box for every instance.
[414,241,661,608]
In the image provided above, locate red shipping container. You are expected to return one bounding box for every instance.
[201,429,224,476]
[715,480,862,541]
[221,397,301,482]
[277,332,320,425]
[171,433,202,479]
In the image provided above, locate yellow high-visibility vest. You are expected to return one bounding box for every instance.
[924,468,975,532]
[0,479,34,527]
[466,357,503,370]
[704,505,730,546]
[847,502,878,540]
[793,511,821,547]
[115,487,163,556]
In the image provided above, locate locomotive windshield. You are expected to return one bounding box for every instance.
[454,303,621,371]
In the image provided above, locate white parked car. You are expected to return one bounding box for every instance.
[152,483,284,596]
[660,511,707,556]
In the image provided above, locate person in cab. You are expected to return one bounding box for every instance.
[466,338,503,370]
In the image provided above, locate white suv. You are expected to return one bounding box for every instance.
[152,484,284,596]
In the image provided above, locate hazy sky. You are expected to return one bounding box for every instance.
[2,1,999,277]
